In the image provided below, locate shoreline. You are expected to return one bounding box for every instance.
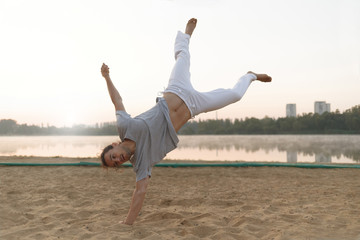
[1,155,359,165]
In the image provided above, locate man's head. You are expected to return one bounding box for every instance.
[100,142,133,168]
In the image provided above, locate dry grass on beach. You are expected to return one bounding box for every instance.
[1,156,360,240]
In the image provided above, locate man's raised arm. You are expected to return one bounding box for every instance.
[101,63,126,112]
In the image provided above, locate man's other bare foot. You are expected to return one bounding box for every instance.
[185,18,197,37]
[248,71,272,82]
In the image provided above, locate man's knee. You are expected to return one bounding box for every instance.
[229,90,243,102]
[175,49,190,61]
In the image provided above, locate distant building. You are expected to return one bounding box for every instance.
[286,104,296,117]
[314,101,331,115]
[326,103,331,112]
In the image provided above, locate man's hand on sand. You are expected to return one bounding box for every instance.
[101,63,110,79]
[248,71,272,82]
[120,220,132,226]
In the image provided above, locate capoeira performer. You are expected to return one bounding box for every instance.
[100,18,272,225]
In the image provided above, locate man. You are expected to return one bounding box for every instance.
[100,18,271,225]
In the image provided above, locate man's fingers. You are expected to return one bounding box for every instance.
[101,64,109,73]
[119,220,132,225]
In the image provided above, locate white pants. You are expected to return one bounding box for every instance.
[164,31,256,118]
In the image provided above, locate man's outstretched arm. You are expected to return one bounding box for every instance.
[121,176,150,225]
[101,63,126,112]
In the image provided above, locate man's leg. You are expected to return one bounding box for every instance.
[167,18,197,90]
[164,19,198,115]
[166,31,192,92]
[165,18,272,117]
[189,73,256,116]
[189,72,272,116]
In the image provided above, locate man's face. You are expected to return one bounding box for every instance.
[104,143,131,167]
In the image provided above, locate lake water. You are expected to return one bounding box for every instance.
[0,135,359,164]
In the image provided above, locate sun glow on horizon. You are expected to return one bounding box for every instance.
[0,0,359,126]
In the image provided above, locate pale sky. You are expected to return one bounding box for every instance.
[1,0,359,127]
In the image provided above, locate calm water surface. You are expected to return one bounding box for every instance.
[0,135,359,164]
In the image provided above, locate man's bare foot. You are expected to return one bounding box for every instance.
[185,18,197,37]
[248,71,272,82]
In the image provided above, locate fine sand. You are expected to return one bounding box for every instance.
[1,156,360,240]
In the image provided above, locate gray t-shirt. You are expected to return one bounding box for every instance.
[116,98,179,181]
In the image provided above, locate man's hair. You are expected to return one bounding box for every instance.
[100,144,114,167]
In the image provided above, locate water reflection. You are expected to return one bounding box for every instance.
[173,135,360,163]
[315,154,331,163]
[0,135,359,163]
[0,136,120,158]
[286,151,297,163]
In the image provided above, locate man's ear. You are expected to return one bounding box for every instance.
[111,142,118,147]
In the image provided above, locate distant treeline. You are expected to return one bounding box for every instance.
[179,105,360,135]
[1,105,359,136]
[0,120,118,136]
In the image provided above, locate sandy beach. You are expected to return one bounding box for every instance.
[1,156,360,240]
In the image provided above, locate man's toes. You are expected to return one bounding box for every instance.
[189,18,197,24]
